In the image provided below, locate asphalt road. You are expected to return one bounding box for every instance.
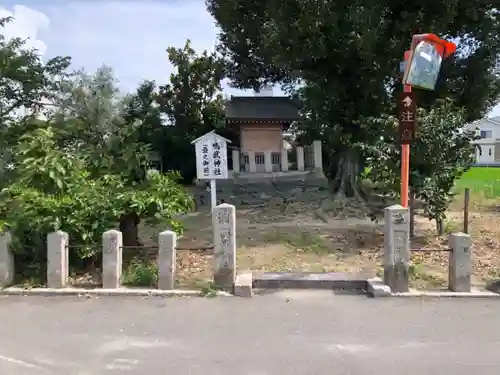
[1,291,500,374]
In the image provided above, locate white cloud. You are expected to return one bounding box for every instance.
[1,2,497,115]
[0,4,49,56]
[37,1,219,92]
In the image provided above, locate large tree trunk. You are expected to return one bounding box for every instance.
[328,149,364,199]
[119,213,141,247]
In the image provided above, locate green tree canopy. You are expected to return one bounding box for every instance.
[156,39,233,182]
[0,16,71,188]
[207,0,500,196]
[366,99,478,231]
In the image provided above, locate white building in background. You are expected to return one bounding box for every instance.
[467,116,500,165]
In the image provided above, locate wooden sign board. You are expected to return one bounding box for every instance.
[192,131,230,180]
[397,92,417,144]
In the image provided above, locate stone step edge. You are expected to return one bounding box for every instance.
[252,272,369,290]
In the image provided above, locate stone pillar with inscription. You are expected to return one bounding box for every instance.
[448,232,472,292]
[213,203,236,289]
[158,230,177,290]
[102,229,123,289]
[384,205,410,293]
[47,230,69,288]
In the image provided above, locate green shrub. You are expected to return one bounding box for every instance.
[122,259,158,287]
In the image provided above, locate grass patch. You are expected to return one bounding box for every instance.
[198,281,221,297]
[263,229,331,254]
[122,258,157,287]
[375,258,448,290]
[455,167,500,198]
[443,218,460,234]
[409,261,447,289]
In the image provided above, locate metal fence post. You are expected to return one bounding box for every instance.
[463,188,470,234]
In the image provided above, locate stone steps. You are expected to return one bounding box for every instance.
[252,272,369,291]
[195,175,331,207]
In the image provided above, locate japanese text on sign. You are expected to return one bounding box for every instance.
[202,143,210,177]
[193,132,229,180]
[212,141,222,177]
[397,92,417,145]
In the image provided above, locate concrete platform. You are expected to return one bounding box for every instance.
[252,272,368,290]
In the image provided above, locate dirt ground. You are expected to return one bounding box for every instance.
[60,187,500,291]
[157,187,500,291]
[152,196,448,289]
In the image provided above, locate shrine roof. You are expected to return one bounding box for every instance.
[225,96,301,122]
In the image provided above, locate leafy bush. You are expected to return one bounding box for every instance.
[367,99,478,232]
[122,258,158,287]
[0,127,194,277]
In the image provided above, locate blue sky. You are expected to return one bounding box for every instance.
[1,0,499,116]
[0,0,256,97]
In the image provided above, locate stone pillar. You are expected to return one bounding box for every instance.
[158,230,177,290]
[264,151,273,173]
[296,147,305,171]
[448,232,472,292]
[47,231,69,288]
[102,229,123,289]
[281,147,288,172]
[0,232,13,287]
[213,203,236,289]
[232,149,240,173]
[383,205,410,293]
[313,140,323,171]
[248,151,256,172]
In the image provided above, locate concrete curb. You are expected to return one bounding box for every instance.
[366,278,391,297]
[391,289,500,298]
[252,271,367,290]
[3,279,498,299]
[0,287,233,297]
[234,271,253,297]
[366,278,500,299]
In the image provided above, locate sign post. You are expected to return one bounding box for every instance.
[191,131,231,211]
[399,34,457,208]
[399,75,415,208]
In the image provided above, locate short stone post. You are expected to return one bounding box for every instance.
[448,232,472,292]
[102,230,123,289]
[232,149,240,173]
[47,231,69,288]
[0,232,14,287]
[158,230,177,290]
[296,147,305,171]
[280,147,288,172]
[313,140,323,171]
[264,151,273,173]
[248,151,256,172]
[384,205,410,293]
[213,203,236,289]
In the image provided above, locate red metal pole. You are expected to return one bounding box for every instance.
[401,51,411,208]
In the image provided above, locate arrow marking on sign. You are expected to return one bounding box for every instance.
[402,96,412,107]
